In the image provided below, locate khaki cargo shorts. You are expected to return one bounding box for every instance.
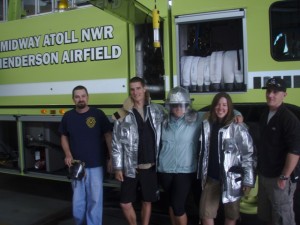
[199,177,240,220]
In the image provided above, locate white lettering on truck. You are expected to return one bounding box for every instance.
[0,35,41,52]
[61,45,121,63]
[0,52,59,69]
[43,30,79,46]
[81,25,114,42]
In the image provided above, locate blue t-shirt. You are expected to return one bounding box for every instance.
[59,107,112,168]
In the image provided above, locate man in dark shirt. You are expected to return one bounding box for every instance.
[59,85,112,225]
[257,78,300,225]
[112,77,165,225]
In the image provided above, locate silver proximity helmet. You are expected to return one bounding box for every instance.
[166,86,191,105]
[163,86,196,127]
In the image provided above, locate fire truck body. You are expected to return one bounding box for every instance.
[0,1,299,199]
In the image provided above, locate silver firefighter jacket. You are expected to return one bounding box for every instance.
[197,120,256,203]
[112,103,165,178]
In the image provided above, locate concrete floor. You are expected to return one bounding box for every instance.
[0,173,299,225]
[0,173,172,225]
[0,189,71,225]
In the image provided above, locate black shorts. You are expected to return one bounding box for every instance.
[120,166,159,203]
[158,172,195,216]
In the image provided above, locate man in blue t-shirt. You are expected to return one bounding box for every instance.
[59,85,112,225]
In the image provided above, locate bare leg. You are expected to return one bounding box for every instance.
[169,207,176,225]
[169,207,188,225]
[141,201,152,225]
[224,218,236,225]
[120,202,137,225]
[174,213,188,225]
[202,218,214,225]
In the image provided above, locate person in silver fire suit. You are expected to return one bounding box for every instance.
[197,92,256,225]
[158,87,243,225]
[111,76,165,225]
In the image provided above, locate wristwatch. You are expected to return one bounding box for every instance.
[279,175,289,180]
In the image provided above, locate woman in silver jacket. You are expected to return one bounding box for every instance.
[197,92,256,225]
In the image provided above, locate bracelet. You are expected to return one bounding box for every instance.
[279,175,289,180]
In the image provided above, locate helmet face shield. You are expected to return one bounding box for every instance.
[68,160,86,180]
[169,103,189,117]
[166,87,191,116]
[170,103,189,110]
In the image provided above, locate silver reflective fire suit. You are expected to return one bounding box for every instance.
[197,120,256,203]
[112,102,165,178]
